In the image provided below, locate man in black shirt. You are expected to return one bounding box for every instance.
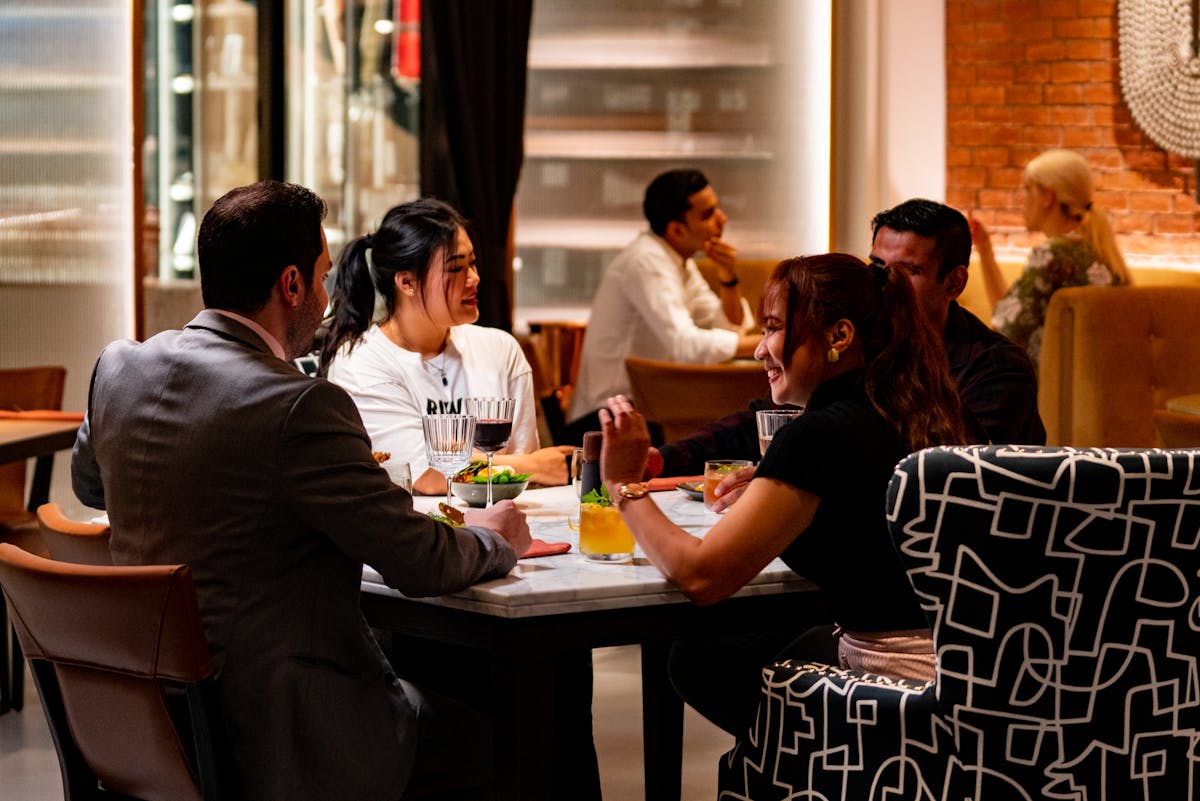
[646,198,1045,478]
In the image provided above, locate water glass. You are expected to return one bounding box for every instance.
[422,414,476,508]
[756,409,805,456]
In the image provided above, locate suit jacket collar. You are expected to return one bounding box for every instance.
[186,309,277,357]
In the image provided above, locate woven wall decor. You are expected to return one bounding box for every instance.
[1118,0,1200,161]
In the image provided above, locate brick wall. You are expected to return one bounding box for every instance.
[945,0,1200,264]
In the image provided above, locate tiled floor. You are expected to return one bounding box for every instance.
[0,644,731,800]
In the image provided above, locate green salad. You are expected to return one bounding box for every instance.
[452,460,531,484]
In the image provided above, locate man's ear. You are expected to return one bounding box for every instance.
[663,219,686,246]
[942,264,968,301]
[278,265,303,308]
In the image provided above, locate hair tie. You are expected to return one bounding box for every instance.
[363,233,374,249]
[870,262,888,289]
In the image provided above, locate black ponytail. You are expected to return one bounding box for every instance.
[318,236,376,375]
[318,198,467,376]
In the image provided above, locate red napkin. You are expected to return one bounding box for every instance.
[0,410,84,422]
[647,475,704,492]
[521,538,571,559]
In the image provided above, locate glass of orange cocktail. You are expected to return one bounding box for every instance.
[703,459,753,510]
[578,502,635,564]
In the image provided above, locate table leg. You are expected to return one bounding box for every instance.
[641,640,683,801]
[26,453,55,513]
[6,452,50,712]
[490,653,555,801]
[1,597,22,714]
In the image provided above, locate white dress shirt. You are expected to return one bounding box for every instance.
[568,231,753,422]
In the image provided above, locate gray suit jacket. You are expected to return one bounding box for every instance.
[73,310,515,801]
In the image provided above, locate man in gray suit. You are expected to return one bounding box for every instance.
[72,180,530,800]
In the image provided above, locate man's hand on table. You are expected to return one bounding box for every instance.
[710,465,755,513]
[464,499,532,557]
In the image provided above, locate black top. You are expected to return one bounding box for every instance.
[755,369,926,632]
[657,301,1045,476]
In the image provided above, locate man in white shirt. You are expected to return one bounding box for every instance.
[566,168,761,442]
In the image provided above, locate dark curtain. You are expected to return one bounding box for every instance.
[421,0,533,332]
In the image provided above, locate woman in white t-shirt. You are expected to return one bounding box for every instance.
[321,198,572,495]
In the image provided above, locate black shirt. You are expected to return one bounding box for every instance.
[755,369,926,632]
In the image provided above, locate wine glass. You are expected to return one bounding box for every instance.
[422,414,477,508]
[464,397,516,507]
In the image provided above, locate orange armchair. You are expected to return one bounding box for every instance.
[36,503,112,566]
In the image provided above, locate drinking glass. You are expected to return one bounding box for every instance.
[382,460,412,494]
[422,414,476,508]
[568,502,635,564]
[571,447,585,498]
[755,409,805,456]
[464,397,515,507]
[704,459,753,510]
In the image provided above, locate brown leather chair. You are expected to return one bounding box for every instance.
[625,356,770,443]
[36,503,112,566]
[0,366,66,712]
[1153,409,1200,448]
[0,543,229,801]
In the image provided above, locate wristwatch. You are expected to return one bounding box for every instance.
[614,481,651,509]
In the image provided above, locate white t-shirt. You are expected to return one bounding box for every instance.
[568,231,753,422]
[327,324,540,477]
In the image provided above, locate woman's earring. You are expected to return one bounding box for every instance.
[827,347,839,364]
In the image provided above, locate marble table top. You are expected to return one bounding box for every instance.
[361,483,813,619]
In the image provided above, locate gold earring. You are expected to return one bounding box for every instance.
[827,347,839,364]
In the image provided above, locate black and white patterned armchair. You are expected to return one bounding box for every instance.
[718,445,1200,800]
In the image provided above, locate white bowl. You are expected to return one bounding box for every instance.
[450,479,529,507]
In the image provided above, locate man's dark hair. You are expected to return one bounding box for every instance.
[870,199,972,281]
[643,169,709,236]
[197,180,327,313]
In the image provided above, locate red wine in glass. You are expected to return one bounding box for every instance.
[464,398,516,507]
[474,419,513,453]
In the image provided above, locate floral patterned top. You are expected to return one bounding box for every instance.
[991,235,1124,367]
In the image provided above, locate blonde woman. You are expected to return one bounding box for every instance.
[971,149,1131,364]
